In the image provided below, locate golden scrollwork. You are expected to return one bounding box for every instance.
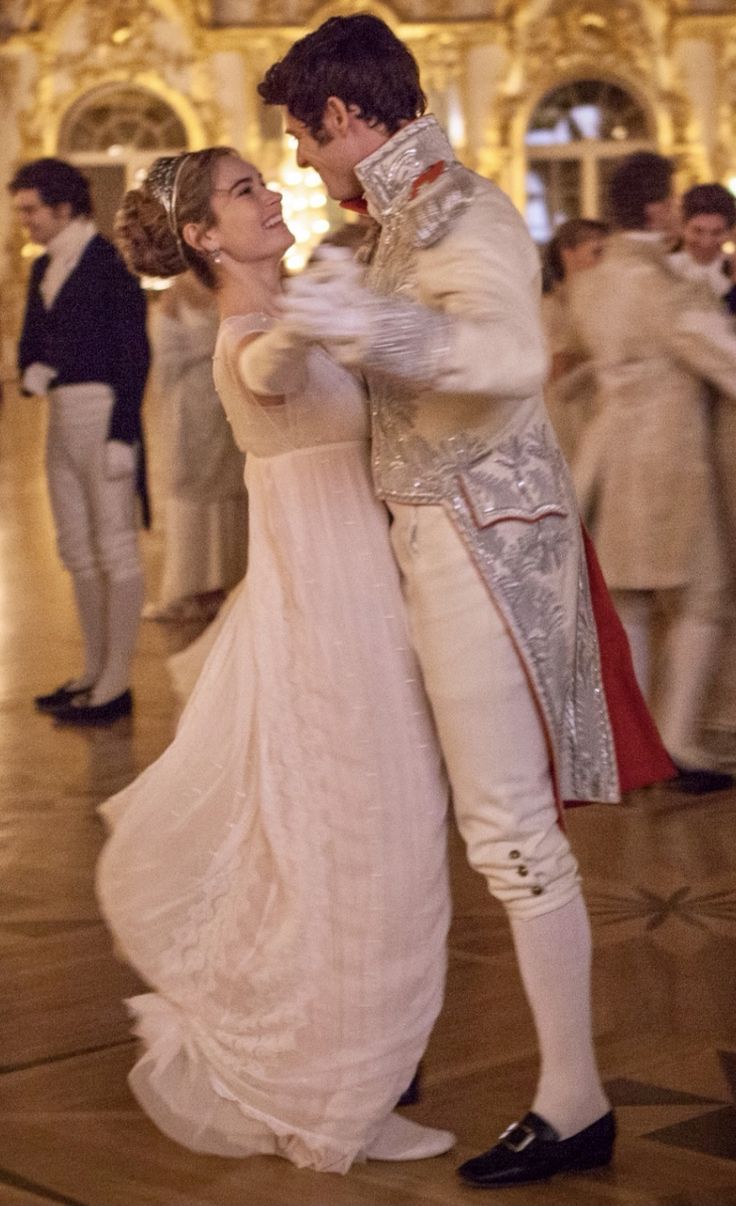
[1,0,734,222]
[714,29,736,181]
[307,0,399,28]
[519,0,660,84]
[14,0,225,158]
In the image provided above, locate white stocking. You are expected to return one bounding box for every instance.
[510,894,609,1139]
[90,573,144,705]
[658,616,721,768]
[70,571,107,690]
[612,590,652,700]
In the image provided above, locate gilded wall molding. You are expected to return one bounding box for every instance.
[14,0,225,160]
[480,0,709,201]
[3,1,735,208]
[519,1,663,82]
[715,29,736,181]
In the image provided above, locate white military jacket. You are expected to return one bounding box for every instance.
[352,116,619,805]
[569,233,736,590]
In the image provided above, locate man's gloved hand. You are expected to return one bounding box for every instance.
[105,439,137,479]
[21,362,57,396]
[300,243,365,287]
[279,246,374,361]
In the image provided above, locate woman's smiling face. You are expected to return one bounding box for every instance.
[205,154,295,264]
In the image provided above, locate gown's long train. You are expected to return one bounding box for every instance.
[96,317,451,1172]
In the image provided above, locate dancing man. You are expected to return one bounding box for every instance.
[257,14,674,1187]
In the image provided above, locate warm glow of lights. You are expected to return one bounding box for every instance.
[273,156,332,272]
[447,92,466,150]
[580,11,606,29]
[285,251,307,272]
[107,144,123,157]
[728,177,736,198]
[111,26,132,44]
[723,240,736,255]
[20,241,43,259]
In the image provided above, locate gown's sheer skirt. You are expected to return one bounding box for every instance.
[96,317,451,1172]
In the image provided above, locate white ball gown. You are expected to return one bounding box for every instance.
[96,315,451,1173]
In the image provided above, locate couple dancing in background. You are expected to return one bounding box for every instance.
[97,14,673,1187]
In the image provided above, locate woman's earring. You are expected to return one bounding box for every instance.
[210,247,222,264]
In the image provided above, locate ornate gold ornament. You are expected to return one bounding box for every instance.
[14,0,225,157]
[520,1,660,85]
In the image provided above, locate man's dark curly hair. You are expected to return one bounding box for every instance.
[681,182,736,229]
[607,151,673,230]
[258,14,426,139]
[8,157,93,217]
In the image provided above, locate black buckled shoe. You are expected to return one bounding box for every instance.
[34,681,92,713]
[53,689,133,727]
[672,764,734,795]
[457,1110,615,1187]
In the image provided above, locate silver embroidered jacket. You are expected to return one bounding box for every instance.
[352,116,619,804]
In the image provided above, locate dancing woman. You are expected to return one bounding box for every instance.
[97,147,452,1172]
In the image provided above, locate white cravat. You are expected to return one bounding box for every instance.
[669,249,733,300]
[40,218,97,309]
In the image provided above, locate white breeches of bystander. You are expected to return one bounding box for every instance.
[45,383,143,697]
[46,383,141,583]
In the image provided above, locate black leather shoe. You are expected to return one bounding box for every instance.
[672,763,734,795]
[53,689,133,726]
[397,1064,423,1107]
[34,681,92,713]
[457,1110,615,1187]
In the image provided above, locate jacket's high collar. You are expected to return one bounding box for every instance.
[355,115,456,224]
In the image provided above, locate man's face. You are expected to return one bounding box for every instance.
[283,102,390,201]
[682,213,731,266]
[12,188,72,246]
[283,114,362,201]
[645,193,679,240]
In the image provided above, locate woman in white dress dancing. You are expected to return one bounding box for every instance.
[97,148,452,1172]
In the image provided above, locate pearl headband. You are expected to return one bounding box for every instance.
[146,152,191,243]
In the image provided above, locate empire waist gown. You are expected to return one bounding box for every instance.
[95,315,451,1172]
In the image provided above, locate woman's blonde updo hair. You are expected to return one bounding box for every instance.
[115,146,236,289]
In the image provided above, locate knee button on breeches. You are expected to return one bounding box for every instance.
[509,848,545,895]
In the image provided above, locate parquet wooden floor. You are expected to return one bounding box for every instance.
[1,387,736,1206]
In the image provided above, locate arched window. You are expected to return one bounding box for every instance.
[59,86,188,152]
[57,86,188,237]
[525,79,654,243]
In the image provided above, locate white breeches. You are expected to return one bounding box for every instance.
[389,502,580,920]
[46,384,141,584]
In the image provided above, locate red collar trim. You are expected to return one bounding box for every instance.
[338,159,446,215]
[340,197,369,214]
[410,160,445,199]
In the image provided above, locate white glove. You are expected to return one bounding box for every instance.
[280,250,374,362]
[21,362,57,395]
[301,243,365,287]
[105,439,137,479]
[238,323,309,397]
